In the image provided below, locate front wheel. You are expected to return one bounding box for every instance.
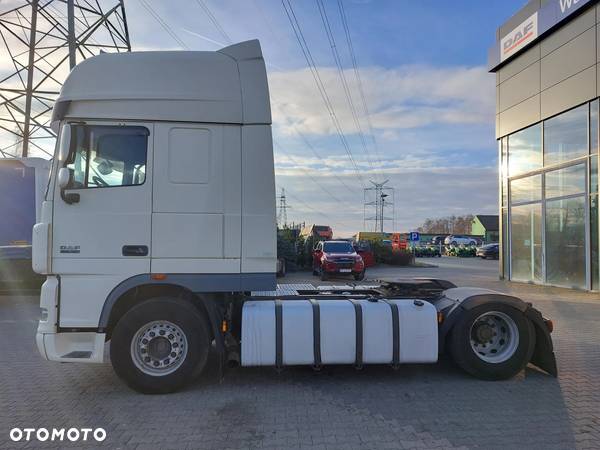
[449,304,535,380]
[354,270,365,281]
[110,297,210,394]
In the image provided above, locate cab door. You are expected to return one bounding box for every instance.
[52,121,153,327]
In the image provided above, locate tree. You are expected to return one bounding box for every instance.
[418,215,474,234]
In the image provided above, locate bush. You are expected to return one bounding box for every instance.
[413,246,441,257]
[445,245,476,257]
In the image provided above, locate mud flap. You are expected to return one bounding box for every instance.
[439,289,558,377]
[525,307,558,377]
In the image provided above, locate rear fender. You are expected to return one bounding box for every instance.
[439,289,557,376]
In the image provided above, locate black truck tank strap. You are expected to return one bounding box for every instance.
[348,299,363,368]
[308,299,322,367]
[381,299,400,367]
[275,299,283,369]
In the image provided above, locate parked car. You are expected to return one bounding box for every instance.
[430,235,446,245]
[444,235,478,246]
[353,241,376,268]
[313,240,365,281]
[476,243,499,259]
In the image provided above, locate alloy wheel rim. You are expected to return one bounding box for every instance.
[469,311,519,363]
[130,320,188,376]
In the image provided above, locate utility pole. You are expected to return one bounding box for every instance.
[0,0,131,158]
[364,180,395,233]
[277,188,290,228]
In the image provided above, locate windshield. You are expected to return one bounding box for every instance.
[323,242,354,253]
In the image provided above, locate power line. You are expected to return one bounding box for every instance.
[137,0,189,49]
[271,100,361,195]
[285,190,345,229]
[193,0,232,45]
[281,0,366,189]
[315,0,376,176]
[337,0,385,178]
[274,139,356,209]
[192,1,365,223]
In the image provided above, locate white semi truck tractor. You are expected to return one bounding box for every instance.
[32,40,557,394]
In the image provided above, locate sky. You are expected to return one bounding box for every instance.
[2,0,528,236]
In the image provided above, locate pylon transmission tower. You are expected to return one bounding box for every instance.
[364,180,395,233]
[0,0,131,158]
[277,188,290,228]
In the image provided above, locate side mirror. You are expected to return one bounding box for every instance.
[57,167,71,189]
[58,167,80,205]
[58,124,72,162]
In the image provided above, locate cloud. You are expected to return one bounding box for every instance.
[269,64,495,137]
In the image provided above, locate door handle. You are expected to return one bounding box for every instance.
[122,245,148,256]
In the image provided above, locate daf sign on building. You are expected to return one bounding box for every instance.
[501,13,538,62]
[490,0,600,292]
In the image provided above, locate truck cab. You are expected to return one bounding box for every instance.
[34,40,276,367]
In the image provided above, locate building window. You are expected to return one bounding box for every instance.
[510,203,542,283]
[510,174,542,204]
[501,137,508,207]
[545,197,586,289]
[508,124,541,176]
[591,100,598,156]
[592,193,599,291]
[501,207,509,278]
[545,163,586,199]
[544,104,588,166]
[503,99,600,290]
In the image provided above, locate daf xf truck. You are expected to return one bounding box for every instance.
[32,40,557,393]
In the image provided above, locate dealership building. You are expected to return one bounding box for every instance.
[490,0,599,290]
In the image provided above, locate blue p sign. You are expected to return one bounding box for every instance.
[409,232,420,242]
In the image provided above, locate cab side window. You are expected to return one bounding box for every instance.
[67,125,149,189]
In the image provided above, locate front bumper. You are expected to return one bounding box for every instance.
[36,275,105,363]
[323,266,364,275]
[37,331,106,363]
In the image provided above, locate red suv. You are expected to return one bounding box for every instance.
[313,240,365,281]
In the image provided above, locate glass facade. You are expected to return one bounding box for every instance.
[544,104,588,166]
[501,100,600,291]
[510,203,542,283]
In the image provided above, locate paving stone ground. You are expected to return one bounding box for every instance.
[1,257,599,449]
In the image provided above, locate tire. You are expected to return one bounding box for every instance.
[110,297,210,394]
[451,241,457,245]
[449,303,535,381]
[353,270,365,281]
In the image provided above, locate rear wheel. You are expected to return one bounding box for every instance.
[449,304,535,380]
[110,297,210,394]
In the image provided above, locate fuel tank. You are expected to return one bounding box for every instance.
[241,298,438,366]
